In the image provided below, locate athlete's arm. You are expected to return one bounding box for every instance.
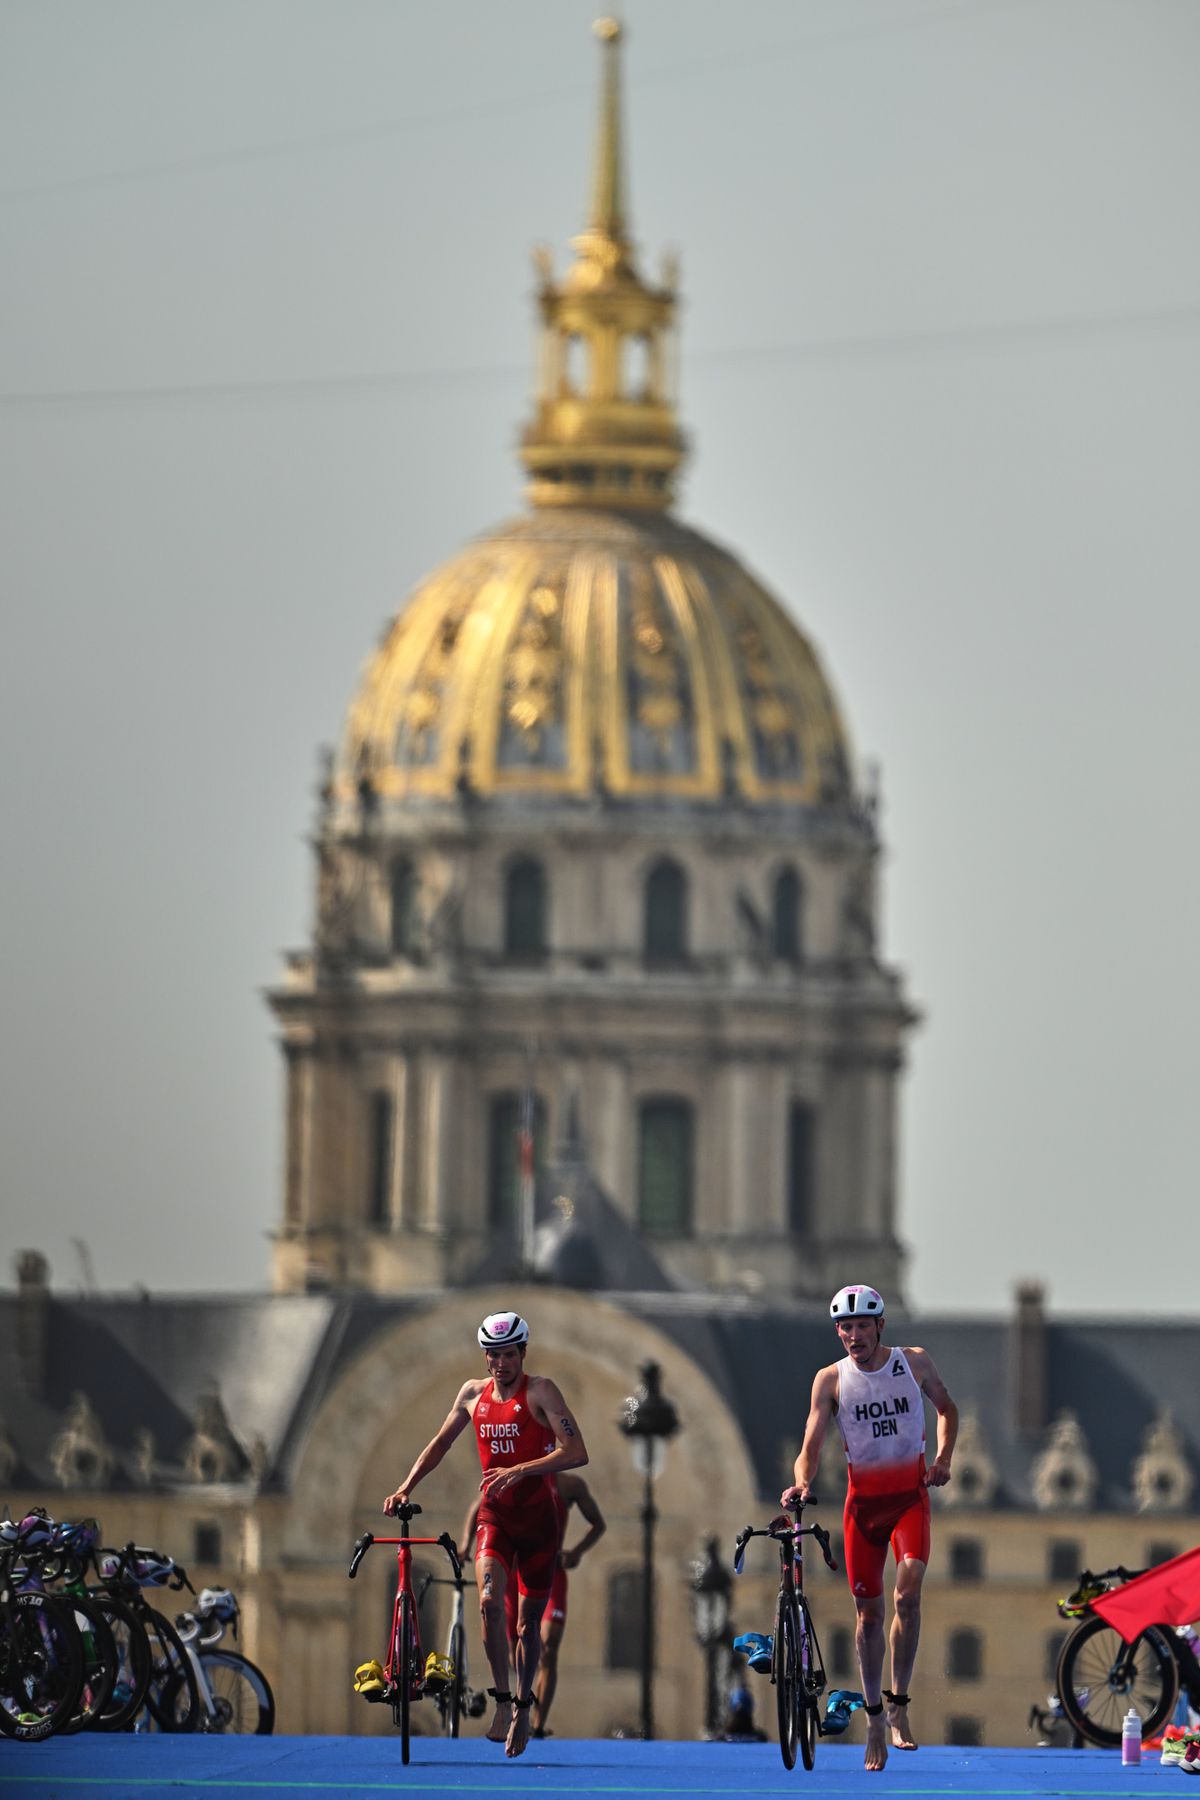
[781,1364,838,1507]
[558,1475,606,1568]
[479,1377,588,1499]
[383,1381,477,1514]
[458,1495,481,1560]
[906,1347,958,1488]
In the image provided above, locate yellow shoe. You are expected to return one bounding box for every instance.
[354,1658,386,1701]
[424,1652,454,1688]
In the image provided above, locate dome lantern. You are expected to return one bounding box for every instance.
[520,19,686,512]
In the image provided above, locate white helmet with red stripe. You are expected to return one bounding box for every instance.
[829,1284,885,1323]
[477,1311,530,1350]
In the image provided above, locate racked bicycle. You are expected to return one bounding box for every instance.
[733,1499,838,1770]
[1055,1559,1200,1746]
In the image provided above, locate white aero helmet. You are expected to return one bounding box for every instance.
[477,1311,530,1350]
[830,1284,885,1323]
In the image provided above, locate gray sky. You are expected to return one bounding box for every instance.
[3,0,1198,1315]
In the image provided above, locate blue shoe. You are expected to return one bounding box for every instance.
[823,1690,864,1735]
[733,1631,773,1674]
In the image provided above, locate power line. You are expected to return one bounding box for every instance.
[0,0,1030,205]
[1,297,1197,412]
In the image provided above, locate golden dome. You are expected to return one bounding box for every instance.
[340,508,852,807]
[337,25,853,812]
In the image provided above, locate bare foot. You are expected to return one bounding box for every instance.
[506,1703,531,1758]
[865,1715,889,1771]
[486,1700,512,1743]
[888,1699,918,1750]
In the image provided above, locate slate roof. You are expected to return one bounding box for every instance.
[0,1279,1190,1514]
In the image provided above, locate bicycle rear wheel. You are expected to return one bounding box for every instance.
[795,1597,819,1770]
[391,1593,414,1764]
[1057,1614,1177,1746]
[773,1593,801,1770]
[195,1649,275,1733]
[447,1621,465,1739]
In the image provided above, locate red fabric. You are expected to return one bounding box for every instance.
[1091,1547,1200,1643]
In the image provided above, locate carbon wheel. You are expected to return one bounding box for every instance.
[773,1595,800,1770]
[1057,1614,1177,1746]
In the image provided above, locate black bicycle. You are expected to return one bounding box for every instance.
[1055,1562,1200,1746]
[733,1501,838,1770]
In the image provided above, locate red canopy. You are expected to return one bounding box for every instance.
[1091,1547,1200,1643]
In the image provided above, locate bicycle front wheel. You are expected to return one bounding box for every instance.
[773,1593,801,1770]
[91,1595,150,1732]
[195,1649,275,1734]
[447,1621,465,1739]
[1057,1614,1177,1746]
[391,1593,414,1764]
[0,1592,83,1740]
[60,1596,117,1734]
[142,1607,200,1733]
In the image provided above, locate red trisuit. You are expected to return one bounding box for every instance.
[1090,1548,1200,1643]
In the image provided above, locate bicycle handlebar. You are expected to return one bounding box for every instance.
[732,1500,838,1577]
[347,1528,463,1584]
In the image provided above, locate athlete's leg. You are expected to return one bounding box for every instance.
[507,1590,548,1759]
[885,1490,931,1751]
[533,1616,565,1733]
[844,1500,890,1772]
[476,1555,514,1743]
[886,1557,927,1750]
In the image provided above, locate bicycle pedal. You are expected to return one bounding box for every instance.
[354,1658,387,1701]
[424,1652,454,1688]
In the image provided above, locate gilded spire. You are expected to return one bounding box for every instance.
[588,18,626,244]
[519,19,686,512]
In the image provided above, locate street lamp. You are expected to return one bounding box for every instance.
[618,1360,680,1740]
[690,1536,732,1738]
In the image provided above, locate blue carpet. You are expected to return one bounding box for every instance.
[0,1737,1176,1800]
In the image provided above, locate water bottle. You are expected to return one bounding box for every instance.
[1122,1707,1142,1765]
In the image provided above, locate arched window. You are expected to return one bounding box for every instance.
[638,1097,693,1236]
[390,858,418,956]
[367,1092,394,1227]
[644,859,687,963]
[487,1091,546,1231]
[504,857,546,959]
[605,1568,645,1671]
[946,1628,983,1682]
[788,1101,816,1235]
[772,866,803,963]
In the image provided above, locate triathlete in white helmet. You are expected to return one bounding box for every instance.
[781,1284,958,1773]
[382,1310,588,1761]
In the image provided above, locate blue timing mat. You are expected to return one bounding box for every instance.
[0,1736,1175,1799]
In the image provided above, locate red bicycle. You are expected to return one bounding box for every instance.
[348,1503,462,1765]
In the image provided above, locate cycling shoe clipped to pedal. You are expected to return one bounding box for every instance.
[424,1652,454,1688]
[733,1631,773,1674]
[354,1658,387,1702]
[823,1689,865,1734]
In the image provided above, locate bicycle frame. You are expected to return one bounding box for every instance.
[348,1510,461,1718]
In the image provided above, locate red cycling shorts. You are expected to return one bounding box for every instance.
[842,1485,930,1600]
[475,1488,560,1598]
[504,1565,567,1640]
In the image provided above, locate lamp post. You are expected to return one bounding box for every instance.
[690,1535,732,1738]
[618,1360,680,1740]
